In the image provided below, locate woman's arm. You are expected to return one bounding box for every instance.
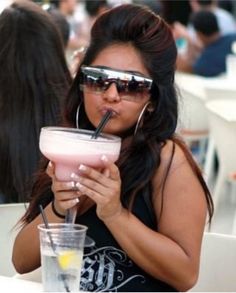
[74,142,207,291]
[104,142,207,291]
[12,202,64,274]
[12,163,84,274]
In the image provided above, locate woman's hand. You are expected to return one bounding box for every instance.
[71,155,123,222]
[46,162,82,215]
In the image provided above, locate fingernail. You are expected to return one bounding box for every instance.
[101,155,108,162]
[48,161,52,167]
[71,173,79,179]
[79,164,86,171]
[76,182,82,189]
[76,182,85,192]
[67,181,75,188]
[74,198,79,204]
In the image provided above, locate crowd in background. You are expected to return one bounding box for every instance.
[29,0,236,76]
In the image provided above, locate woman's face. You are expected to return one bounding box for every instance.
[82,44,152,136]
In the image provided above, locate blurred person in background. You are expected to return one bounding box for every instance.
[78,0,109,46]
[0,0,72,203]
[70,0,110,76]
[178,10,236,76]
[161,0,192,54]
[218,0,234,14]
[190,0,236,35]
[49,0,81,50]
[174,0,236,74]
[47,8,70,48]
[161,0,192,26]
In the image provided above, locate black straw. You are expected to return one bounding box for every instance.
[39,205,70,292]
[91,110,112,139]
[39,205,56,251]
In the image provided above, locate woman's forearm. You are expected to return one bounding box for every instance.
[104,208,201,291]
[12,202,64,274]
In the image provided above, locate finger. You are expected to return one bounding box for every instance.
[46,161,54,178]
[54,191,82,202]
[72,169,114,194]
[76,182,107,205]
[103,168,110,178]
[59,197,80,210]
[53,180,78,192]
[76,176,107,195]
[101,155,120,181]
[74,165,118,191]
[75,173,120,201]
[77,162,115,182]
[75,166,106,185]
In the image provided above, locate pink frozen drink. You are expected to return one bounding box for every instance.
[39,127,121,181]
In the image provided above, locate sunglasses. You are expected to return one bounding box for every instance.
[80,66,153,102]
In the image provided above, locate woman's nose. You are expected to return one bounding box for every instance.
[102,83,121,102]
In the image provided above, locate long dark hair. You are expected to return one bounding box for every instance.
[0,0,72,203]
[22,4,213,224]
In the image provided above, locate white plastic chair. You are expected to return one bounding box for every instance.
[190,232,236,292]
[203,87,236,184]
[0,203,27,276]
[176,73,236,185]
[177,86,209,165]
[206,99,236,212]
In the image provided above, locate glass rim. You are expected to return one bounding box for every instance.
[37,223,88,233]
[40,126,121,143]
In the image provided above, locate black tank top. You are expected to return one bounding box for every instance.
[77,192,177,292]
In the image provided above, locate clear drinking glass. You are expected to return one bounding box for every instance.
[38,223,87,292]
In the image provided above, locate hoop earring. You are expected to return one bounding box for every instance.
[76,102,81,129]
[134,101,151,136]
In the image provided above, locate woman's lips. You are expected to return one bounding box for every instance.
[100,107,119,117]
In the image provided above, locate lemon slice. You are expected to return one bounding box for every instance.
[58,250,82,270]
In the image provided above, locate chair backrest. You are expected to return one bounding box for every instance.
[191,232,236,292]
[206,99,236,168]
[178,87,209,134]
[0,203,27,276]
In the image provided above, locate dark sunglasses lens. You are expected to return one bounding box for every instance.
[115,80,127,93]
[116,79,143,94]
[128,79,139,92]
[83,74,105,91]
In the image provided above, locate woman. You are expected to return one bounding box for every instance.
[12,4,213,292]
[0,0,72,203]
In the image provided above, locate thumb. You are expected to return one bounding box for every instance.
[46,161,55,178]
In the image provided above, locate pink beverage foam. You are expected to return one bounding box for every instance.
[44,151,118,181]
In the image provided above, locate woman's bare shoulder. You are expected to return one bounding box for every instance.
[153,140,207,227]
[159,139,189,170]
[151,139,188,193]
